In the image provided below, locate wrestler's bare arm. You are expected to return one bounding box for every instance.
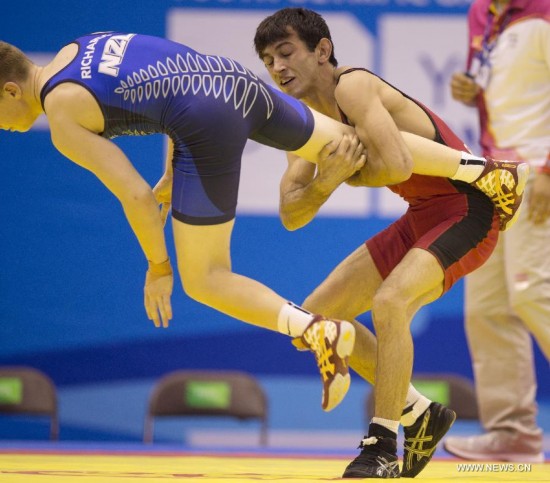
[45,84,173,327]
[280,135,365,231]
[335,71,413,187]
[46,88,169,265]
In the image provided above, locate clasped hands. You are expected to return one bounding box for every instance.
[318,134,367,190]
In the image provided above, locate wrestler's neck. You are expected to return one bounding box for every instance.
[26,64,46,114]
[301,64,341,121]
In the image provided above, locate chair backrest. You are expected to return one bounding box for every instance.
[365,372,479,427]
[143,370,268,445]
[0,366,59,440]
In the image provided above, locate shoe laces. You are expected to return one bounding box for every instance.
[350,436,393,467]
[302,320,337,382]
[345,437,400,478]
[359,436,379,448]
[475,170,516,214]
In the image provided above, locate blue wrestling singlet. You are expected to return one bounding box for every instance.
[40,32,315,224]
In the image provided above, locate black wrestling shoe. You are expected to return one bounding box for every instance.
[401,402,456,478]
[343,436,400,478]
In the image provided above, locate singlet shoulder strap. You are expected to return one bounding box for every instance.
[336,67,374,85]
[39,39,85,110]
[334,68,374,125]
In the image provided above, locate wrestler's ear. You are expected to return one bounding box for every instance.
[3,81,22,99]
[316,38,333,65]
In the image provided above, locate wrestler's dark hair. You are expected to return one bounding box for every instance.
[0,41,31,91]
[254,8,338,67]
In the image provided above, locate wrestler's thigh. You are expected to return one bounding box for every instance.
[303,243,382,320]
[172,218,234,284]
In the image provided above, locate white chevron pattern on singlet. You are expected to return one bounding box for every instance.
[114,52,274,119]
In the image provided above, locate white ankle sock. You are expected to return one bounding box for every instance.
[404,384,423,407]
[401,384,432,427]
[452,152,486,183]
[277,301,315,337]
[372,417,400,435]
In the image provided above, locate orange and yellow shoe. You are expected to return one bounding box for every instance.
[473,157,529,231]
[299,315,355,412]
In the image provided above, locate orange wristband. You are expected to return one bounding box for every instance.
[148,257,172,276]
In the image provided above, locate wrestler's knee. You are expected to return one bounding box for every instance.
[178,265,223,305]
[179,273,207,303]
[371,285,407,332]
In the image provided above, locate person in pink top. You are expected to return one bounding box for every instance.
[446,0,550,463]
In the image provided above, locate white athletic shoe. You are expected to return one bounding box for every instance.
[444,431,545,463]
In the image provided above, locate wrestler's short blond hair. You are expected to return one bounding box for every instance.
[0,41,31,91]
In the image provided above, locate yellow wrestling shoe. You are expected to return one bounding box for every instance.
[473,157,529,231]
[299,315,355,412]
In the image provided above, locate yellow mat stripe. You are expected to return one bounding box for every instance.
[0,453,548,482]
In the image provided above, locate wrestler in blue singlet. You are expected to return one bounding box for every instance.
[40,32,315,224]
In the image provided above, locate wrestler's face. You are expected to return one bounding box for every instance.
[260,28,325,100]
[0,82,36,132]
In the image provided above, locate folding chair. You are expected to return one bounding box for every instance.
[144,370,268,445]
[0,366,59,440]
